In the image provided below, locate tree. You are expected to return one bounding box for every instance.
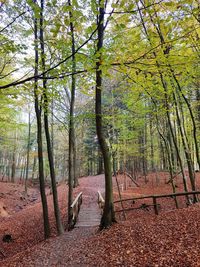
[68,0,78,230]
[32,0,50,239]
[39,0,64,235]
[95,0,116,229]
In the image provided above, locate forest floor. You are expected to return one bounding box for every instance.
[1,172,200,266]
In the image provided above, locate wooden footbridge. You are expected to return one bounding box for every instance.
[70,190,104,228]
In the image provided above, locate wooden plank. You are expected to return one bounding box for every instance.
[76,207,101,227]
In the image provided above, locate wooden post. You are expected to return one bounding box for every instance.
[153,196,158,215]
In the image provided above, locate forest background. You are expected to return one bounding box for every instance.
[0,0,200,233]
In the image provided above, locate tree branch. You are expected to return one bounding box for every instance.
[0,11,26,33]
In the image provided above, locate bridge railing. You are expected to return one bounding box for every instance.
[114,191,200,215]
[70,192,83,228]
[97,191,105,210]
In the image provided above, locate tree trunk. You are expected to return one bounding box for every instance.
[67,0,78,230]
[149,114,155,171]
[137,3,189,198]
[39,0,64,235]
[96,1,116,229]
[31,156,37,180]
[173,93,197,201]
[11,132,17,183]
[162,77,189,196]
[172,72,200,170]
[157,119,179,207]
[196,87,200,123]
[11,150,16,183]
[25,110,31,194]
[33,4,50,239]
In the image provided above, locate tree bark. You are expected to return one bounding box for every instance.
[95,0,116,229]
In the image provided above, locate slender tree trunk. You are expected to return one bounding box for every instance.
[196,87,200,123]
[146,0,199,180]
[33,4,50,239]
[25,110,31,194]
[165,141,179,208]
[11,131,17,183]
[152,97,178,200]
[32,156,37,180]
[96,1,116,229]
[173,93,197,201]
[149,114,155,171]
[70,8,78,189]
[67,0,78,230]
[22,163,26,182]
[162,77,189,195]
[159,138,166,170]
[137,3,188,198]
[39,0,64,235]
[7,157,11,182]
[11,150,16,183]
[20,157,24,182]
[172,72,200,170]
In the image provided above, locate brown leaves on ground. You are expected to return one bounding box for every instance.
[0,182,40,218]
[1,173,200,266]
[0,182,68,260]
